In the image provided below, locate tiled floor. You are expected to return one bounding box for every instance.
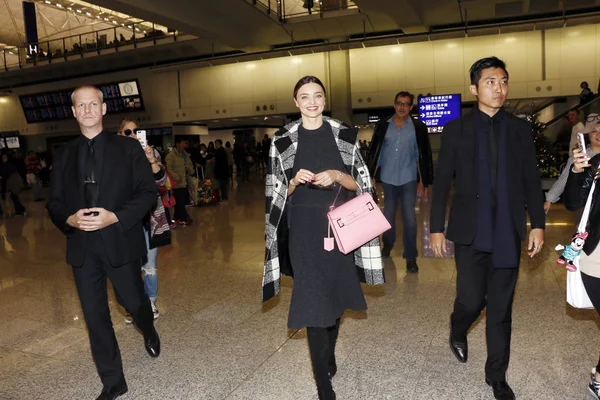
[0,182,599,399]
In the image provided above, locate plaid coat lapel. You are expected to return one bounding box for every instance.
[263,117,385,302]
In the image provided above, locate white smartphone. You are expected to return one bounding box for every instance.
[136,129,147,149]
[577,132,587,153]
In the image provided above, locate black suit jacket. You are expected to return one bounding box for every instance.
[430,110,545,244]
[46,133,158,267]
[365,116,434,187]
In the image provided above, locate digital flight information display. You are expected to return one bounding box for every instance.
[417,94,461,133]
[19,80,144,124]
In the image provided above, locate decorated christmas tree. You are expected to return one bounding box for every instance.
[526,114,559,179]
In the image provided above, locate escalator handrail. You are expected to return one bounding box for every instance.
[543,94,600,128]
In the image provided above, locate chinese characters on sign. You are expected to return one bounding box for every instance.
[417,94,462,134]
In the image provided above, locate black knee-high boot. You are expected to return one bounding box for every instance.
[307,327,336,400]
[327,318,340,378]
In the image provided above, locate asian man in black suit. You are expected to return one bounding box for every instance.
[430,58,545,400]
[46,86,160,400]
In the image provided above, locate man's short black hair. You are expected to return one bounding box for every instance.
[174,136,186,145]
[569,108,580,115]
[394,91,414,105]
[215,139,223,145]
[469,57,509,85]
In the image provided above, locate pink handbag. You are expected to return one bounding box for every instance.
[325,186,391,255]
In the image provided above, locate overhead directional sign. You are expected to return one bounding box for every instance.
[418,94,461,133]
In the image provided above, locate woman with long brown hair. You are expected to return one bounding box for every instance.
[263,76,384,399]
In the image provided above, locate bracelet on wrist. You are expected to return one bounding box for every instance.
[336,170,344,183]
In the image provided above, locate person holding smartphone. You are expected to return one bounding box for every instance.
[544,114,600,214]
[564,121,600,400]
[117,119,171,322]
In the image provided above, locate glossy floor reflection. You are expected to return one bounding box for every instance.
[0,184,598,400]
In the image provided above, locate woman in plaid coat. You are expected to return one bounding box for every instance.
[263,76,384,400]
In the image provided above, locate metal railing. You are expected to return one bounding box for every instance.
[252,0,358,21]
[1,20,182,71]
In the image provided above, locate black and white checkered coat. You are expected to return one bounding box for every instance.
[263,116,385,302]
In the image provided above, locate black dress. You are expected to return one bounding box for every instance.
[287,123,367,329]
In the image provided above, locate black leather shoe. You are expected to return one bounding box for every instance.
[96,381,128,400]
[317,387,337,400]
[328,360,337,379]
[486,379,515,400]
[144,329,161,358]
[406,260,419,273]
[449,333,468,363]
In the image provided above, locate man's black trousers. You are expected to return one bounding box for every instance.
[72,232,154,388]
[451,243,519,382]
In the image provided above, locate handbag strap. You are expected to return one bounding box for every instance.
[329,183,343,211]
[327,184,343,240]
[578,180,596,234]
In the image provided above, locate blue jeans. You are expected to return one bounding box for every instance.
[382,180,418,261]
[142,228,158,302]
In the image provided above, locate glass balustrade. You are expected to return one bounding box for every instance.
[0,20,181,71]
[0,0,359,71]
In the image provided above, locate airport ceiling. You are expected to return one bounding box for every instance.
[1,0,600,89]
[70,0,600,50]
[2,0,599,51]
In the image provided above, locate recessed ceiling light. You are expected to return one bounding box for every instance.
[56,3,62,7]
[44,0,51,3]
[67,7,72,10]
[76,9,82,13]
[104,17,108,21]
[113,20,118,24]
[86,12,91,16]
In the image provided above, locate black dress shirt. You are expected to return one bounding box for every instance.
[78,131,107,207]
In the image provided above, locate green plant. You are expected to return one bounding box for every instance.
[527,114,559,179]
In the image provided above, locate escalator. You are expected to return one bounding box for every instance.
[540,95,600,143]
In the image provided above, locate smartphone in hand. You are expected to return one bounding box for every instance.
[135,129,147,149]
[577,132,587,153]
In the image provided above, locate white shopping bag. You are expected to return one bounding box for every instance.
[566,181,595,309]
[566,257,593,309]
